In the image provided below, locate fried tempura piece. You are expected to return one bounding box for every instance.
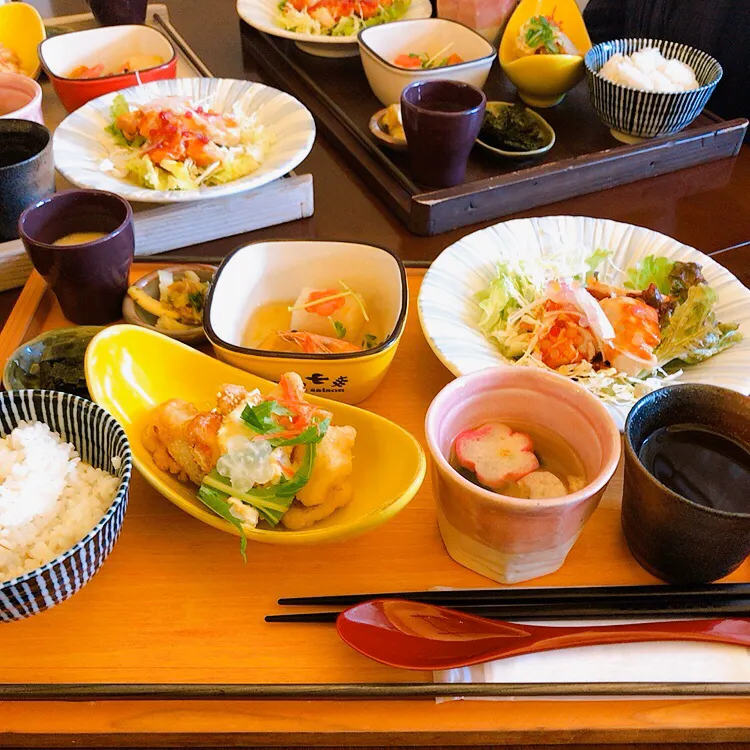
[143,398,222,485]
[295,425,356,507]
[281,482,353,530]
[215,384,251,417]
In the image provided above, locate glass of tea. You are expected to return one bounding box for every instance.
[401,80,486,188]
[623,383,750,584]
[18,189,135,325]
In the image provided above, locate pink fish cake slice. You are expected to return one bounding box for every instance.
[454,422,539,489]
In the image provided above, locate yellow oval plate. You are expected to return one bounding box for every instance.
[85,325,426,545]
[0,2,45,78]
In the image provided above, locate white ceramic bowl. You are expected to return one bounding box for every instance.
[0,72,42,124]
[358,18,496,106]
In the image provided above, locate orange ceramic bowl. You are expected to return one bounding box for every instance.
[38,25,177,113]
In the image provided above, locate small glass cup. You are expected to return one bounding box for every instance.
[401,80,486,189]
[18,189,135,325]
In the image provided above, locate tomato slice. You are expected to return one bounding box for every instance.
[393,54,423,69]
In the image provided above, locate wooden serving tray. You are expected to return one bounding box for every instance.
[0,264,749,745]
[239,25,748,236]
[0,5,314,293]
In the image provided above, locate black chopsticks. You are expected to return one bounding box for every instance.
[267,583,750,623]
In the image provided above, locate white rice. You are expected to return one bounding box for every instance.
[600,47,699,93]
[0,422,119,583]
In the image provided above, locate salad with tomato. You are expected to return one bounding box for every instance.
[101,94,274,191]
[276,0,411,36]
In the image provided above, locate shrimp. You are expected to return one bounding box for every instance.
[275,331,361,354]
[535,302,598,368]
[599,296,662,375]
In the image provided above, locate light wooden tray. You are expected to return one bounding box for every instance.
[0,5,314,293]
[0,265,748,746]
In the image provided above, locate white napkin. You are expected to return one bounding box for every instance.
[434,619,750,702]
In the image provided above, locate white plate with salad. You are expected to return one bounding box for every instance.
[53,77,315,203]
[237,0,432,58]
[418,216,749,429]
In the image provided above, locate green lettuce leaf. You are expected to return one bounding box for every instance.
[655,285,742,368]
[475,262,537,358]
[585,248,611,275]
[624,255,675,294]
[106,94,146,148]
[197,485,248,560]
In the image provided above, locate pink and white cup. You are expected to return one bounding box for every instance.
[425,367,621,584]
[0,73,43,125]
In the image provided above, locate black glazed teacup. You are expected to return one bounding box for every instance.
[18,189,135,325]
[622,383,750,584]
[0,120,54,242]
[401,80,486,189]
[86,0,148,25]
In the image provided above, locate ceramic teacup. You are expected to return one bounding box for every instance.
[0,73,43,125]
[401,80,486,188]
[425,367,621,584]
[18,189,135,325]
[623,384,750,584]
[86,0,148,25]
[0,119,53,242]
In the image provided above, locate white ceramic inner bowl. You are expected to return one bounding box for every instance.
[358,18,496,106]
[206,240,405,348]
[38,24,175,79]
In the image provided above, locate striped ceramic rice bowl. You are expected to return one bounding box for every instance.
[585,38,722,142]
[0,390,131,622]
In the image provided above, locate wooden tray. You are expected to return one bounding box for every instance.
[0,265,749,745]
[0,5,314,293]
[239,25,748,236]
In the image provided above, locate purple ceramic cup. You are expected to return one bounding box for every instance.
[401,80,486,189]
[87,0,148,25]
[18,189,134,325]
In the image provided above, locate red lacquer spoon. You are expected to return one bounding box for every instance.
[336,599,750,670]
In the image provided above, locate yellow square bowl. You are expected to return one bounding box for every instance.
[203,240,408,405]
[85,325,426,545]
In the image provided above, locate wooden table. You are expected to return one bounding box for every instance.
[1,0,749,746]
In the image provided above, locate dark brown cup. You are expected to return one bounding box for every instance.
[18,189,134,325]
[87,0,148,25]
[401,80,486,189]
[0,120,54,243]
[622,384,750,584]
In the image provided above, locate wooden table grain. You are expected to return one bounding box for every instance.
[0,0,748,746]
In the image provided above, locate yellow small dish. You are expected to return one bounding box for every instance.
[204,240,408,405]
[499,0,591,108]
[0,2,45,78]
[85,325,426,545]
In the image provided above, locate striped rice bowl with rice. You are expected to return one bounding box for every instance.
[0,421,119,582]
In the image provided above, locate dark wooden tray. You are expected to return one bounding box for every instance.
[239,24,748,236]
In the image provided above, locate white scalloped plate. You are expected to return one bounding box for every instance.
[53,78,315,203]
[237,0,432,57]
[418,216,750,429]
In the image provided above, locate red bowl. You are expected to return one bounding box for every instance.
[38,25,177,113]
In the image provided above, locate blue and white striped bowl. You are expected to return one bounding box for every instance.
[585,38,722,142]
[0,390,131,622]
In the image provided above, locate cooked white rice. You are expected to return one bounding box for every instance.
[0,422,119,583]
